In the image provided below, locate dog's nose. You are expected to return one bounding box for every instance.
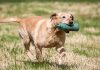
[70,14,74,20]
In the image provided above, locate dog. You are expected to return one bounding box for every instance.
[0,12,74,64]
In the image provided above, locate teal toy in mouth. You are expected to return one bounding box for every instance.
[56,23,79,31]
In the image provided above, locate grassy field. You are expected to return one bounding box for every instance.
[0,1,100,70]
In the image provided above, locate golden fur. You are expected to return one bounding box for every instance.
[0,12,74,64]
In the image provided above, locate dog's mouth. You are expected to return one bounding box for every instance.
[69,22,73,24]
[67,22,74,26]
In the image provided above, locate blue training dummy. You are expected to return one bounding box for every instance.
[56,23,79,32]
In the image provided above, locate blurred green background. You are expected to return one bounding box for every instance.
[0,0,100,3]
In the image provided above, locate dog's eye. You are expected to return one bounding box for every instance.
[62,16,66,18]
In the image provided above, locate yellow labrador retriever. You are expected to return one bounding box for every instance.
[0,12,74,64]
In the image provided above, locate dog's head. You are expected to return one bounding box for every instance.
[50,12,74,25]
[50,12,74,33]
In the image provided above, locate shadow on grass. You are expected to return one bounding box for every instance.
[17,60,75,70]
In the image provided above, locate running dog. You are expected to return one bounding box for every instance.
[0,12,74,64]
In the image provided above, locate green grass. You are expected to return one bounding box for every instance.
[73,45,100,57]
[0,1,100,70]
[0,0,100,3]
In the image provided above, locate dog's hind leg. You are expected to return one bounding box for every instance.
[35,46,43,62]
[19,29,34,61]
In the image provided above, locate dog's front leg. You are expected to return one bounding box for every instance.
[35,46,43,62]
[56,46,66,65]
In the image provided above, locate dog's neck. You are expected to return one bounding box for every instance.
[47,19,59,28]
[46,19,65,34]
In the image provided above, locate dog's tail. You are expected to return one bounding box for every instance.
[0,17,21,23]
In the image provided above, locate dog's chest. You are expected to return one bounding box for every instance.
[33,20,66,48]
[36,31,65,48]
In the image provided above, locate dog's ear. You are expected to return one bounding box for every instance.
[50,13,57,20]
